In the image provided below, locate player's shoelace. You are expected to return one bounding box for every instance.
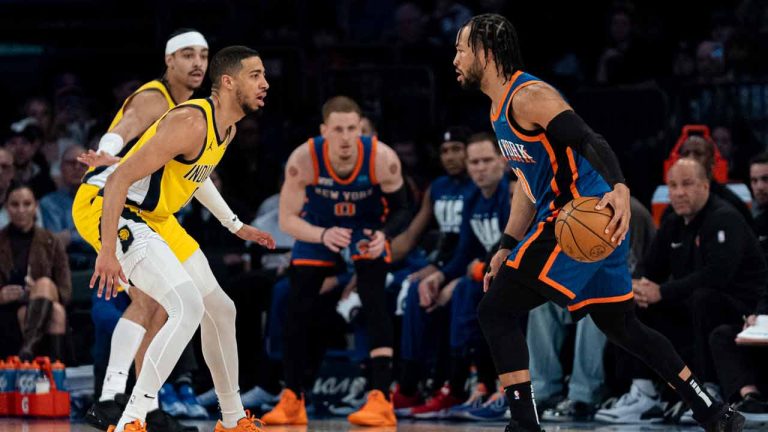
[243,410,266,430]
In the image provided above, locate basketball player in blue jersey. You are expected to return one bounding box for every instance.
[390,126,473,413]
[454,13,743,432]
[75,29,218,432]
[267,96,411,427]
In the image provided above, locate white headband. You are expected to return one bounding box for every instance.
[165,31,208,55]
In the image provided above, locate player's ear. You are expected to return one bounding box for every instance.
[320,123,327,137]
[165,54,174,69]
[221,74,234,90]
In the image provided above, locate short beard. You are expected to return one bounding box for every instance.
[460,61,483,90]
[236,88,257,115]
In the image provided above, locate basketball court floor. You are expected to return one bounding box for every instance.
[0,418,761,431]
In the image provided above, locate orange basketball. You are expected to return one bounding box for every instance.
[555,196,616,263]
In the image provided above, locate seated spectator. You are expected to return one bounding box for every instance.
[4,123,56,199]
[0,147,15,228]
[597,159,766,424]
[409,134,510,419]
[390,126,472,412]
[40,144,95,270]
[709,289,768,423]
[706,151,768,422]
[675,133,752,224]
[0,184,70,361]
[750,152,768,238]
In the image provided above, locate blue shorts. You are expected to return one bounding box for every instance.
[291,229,391,267]
[449,277,484,355]
[504,220,633,320]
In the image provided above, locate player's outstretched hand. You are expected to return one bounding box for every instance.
[77,150,120,167]
[418,271,444,308]
[596,183,631,245]
[90,251,127,301]
[236,225,276,249]
[321,227,352,252]
[484,249,508,293]
[363,229,386,258]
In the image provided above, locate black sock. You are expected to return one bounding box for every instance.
[671,374,723,424]
[448,356,470,400]
[399,360,421,397]
[505,381,540,431]
[371,356,393,400]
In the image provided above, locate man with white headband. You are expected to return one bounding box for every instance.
[73,29,235,432]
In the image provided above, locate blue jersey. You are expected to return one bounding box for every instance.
[429,174,472,234]
[491,71,611,222]
[441,177,511,281]
[429,174,473,266]
[301,135,384,230]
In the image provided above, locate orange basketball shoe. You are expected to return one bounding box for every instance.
[261,389,308,425]
[348,390,397,427]
[107,420,146,432]
[214,410,265,431]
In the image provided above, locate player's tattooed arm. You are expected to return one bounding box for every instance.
[374,141,405,193]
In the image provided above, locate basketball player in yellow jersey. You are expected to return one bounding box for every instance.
[91,46,273,432]
[74,29,217,432]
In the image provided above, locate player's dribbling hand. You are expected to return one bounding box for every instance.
[363,229,386,258]
[321,227,352,252]
[418,271,444,308]
[91,251,127,301]
[235,225,276,249]
[596,183,631,245]
[77,150,120,168]
[484,249,508,293]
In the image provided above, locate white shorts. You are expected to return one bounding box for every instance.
[114,216,219,299]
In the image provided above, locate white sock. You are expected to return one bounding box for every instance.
[100,318,146,401]
[633,379,658,397]
[150,395,159,411]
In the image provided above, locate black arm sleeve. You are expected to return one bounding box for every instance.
[545,110,626,186]
[382,184,413,239]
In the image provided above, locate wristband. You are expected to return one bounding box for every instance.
[98,132,124,156]
[499,233,518,251]
[320,228,329,244]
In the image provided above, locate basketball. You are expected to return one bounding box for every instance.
[555,196,616,263]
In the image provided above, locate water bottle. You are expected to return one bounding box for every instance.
[0,361,7,393]
[5,357,19,394]
[51,361,66,391]
[16,361,37,394]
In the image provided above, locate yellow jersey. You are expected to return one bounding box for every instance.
[95,98,232,222]
[83,80,176,185]
[108,79,176,131]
